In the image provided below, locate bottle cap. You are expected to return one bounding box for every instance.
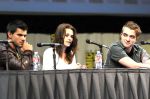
[34,51,38,54]
[97,51,101,54]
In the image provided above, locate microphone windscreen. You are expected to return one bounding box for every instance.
[37,43,42,47]
[86,39,90,44]
[140,40,145,45]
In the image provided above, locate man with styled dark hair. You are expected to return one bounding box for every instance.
[0,19,33,70]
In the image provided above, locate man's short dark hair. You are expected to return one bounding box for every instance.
[6,19,28,34]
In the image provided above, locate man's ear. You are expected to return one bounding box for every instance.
[7,32,12,39]
[119,33,123,40]
[120,33,123,35]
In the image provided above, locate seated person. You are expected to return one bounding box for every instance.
[42,23,86,70]
[104,21,150,68]
[0,19,33,70]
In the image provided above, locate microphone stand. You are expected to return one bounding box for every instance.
[90,42,106,68]
[86,39,110,68]
[37,43,62,70]
[6,44,9,71]
[0,40,11,70]
[53,47,56,70]
[0,43,9,70]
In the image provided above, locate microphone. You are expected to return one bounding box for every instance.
[37,43,62,47]
[140,40,150,45]
[86,39,109,49]
[0,40,11,44]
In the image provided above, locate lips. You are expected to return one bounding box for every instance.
[64,41,71,46]
[66,41,72,44]
[125,42,130,45]
[66,43,71,46]
[19,42,24,46]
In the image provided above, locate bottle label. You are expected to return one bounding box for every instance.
[95,51,102,69]
[33,57,40,63]
[32,52,41,71]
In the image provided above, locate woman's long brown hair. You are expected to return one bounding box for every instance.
[54,23,78,64]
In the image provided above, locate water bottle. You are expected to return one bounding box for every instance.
[33,51,41,71]
[95,50,102,69]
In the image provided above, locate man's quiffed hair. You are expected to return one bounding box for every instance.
[122,21,142,38]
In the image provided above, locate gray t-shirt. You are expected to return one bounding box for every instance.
[104,41,150,68]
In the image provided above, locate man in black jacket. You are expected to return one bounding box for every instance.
[0,19,33,70]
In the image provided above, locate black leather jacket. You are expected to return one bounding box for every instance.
[0,43,33,70]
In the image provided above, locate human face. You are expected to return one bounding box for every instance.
[8,28,27,48]
[63,28,74,47]
[120,27,136,49]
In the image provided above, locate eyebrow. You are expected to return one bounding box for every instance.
[65,33,73,35]
[123,33,135,35]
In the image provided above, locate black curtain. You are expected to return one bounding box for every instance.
[0,69,149,99]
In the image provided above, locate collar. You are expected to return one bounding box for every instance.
[118,41,138,53]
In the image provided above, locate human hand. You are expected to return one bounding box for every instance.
[21,42,33,52]
[140,63,150,69]
[76,63,87,69]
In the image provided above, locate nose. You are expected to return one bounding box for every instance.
[21,36,26,41]
[68,35,73,40]
[126,36,130,41]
